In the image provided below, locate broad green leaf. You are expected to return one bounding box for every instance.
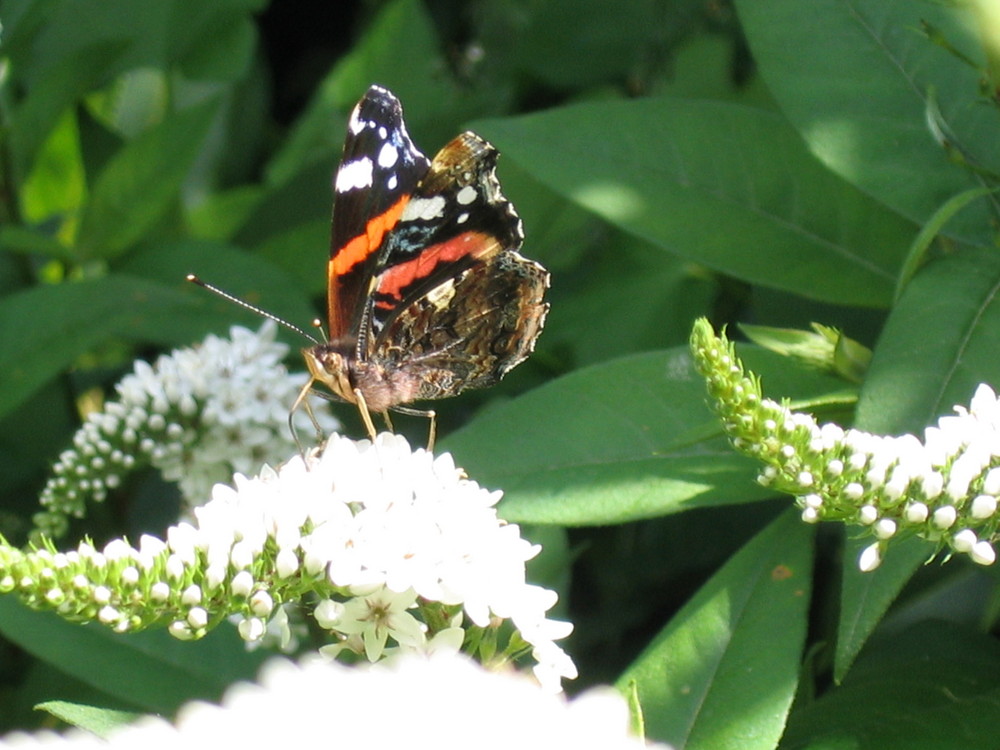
[0,597,265,714]
[493,158,600,273]
[0,275,197,421]
[544,232,714,367]
[0,382,77,508]
[76,100,219,259]
[736,0,1000,244]
[619,509,813,750]
[857,249,1000,435]
[835,536,934,682]
[444,347,848,526]
[35,702,141,737]
[474,98,916,308]
[24,0,262,84]
[652,32,773,107]
[782,622,1000,749]
[6,0,259,173]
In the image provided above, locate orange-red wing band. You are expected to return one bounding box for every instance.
[327,195,410,337]
[331,194,410,276]
[374,231,494,308]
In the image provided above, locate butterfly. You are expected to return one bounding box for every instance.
[293,85,549,447]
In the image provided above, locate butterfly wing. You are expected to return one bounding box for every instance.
[373,249,549,400]
[328,85,431,342]
[364,131,549,396]
[363,132,525,348]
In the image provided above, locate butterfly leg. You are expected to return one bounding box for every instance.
[353,388,379,441]
[289,377,324,453]
[391,406,437,452]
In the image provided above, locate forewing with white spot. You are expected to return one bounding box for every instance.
[328,85,431,341]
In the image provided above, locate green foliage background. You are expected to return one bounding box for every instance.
[3,1,1000,747]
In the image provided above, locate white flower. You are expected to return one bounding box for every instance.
[207,432,575,688]
[0,654,669,749]
[332,588,426,661]
[36,322,340,539]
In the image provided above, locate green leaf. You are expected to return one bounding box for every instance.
[857,248,1000,435]
[0,226,74,261]
[0,275,198,421]
[544,232,715,367]
[118,238,320,343]
[446,349,766,525]
[186,185,266,242]
[736,0,1000,244]
[35,702,141,737]
[172,1,260,81]
[474,98,916,308]
[618,509,813,750]
[76,100,219,259]
[478,0,686,90]
[0,597,266,714]
[894,187,997,302]
[19,108,87,228]
[7,40,130,177]
[255,219,331,296]
[835,536,934,682]
[740,323,871,384]
[444,347,848,526]
[782,622,1000,749]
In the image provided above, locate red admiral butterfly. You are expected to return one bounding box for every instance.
[192,85,547,447]
[298,85,549,445]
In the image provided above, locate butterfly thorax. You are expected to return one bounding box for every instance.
[303,340,425,413]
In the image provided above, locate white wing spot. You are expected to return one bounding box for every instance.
[378,126,387,139]
[387,174,398,190]
[456,185,477,205]
[456,212,470,224]
[401,195,447,221]
[348,109,366,135]
[335,157,374,192]
[378,142,399,168]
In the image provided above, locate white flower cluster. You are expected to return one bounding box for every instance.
[203,432,576,692]
[0,654,667,750]
[775,384,1000,570]
[4,433,576,691]
[36,322,338,538]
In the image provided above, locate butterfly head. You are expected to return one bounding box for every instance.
[303,343,356,405]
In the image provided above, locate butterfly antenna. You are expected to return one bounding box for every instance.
[311,317,329,342]
[186,274,319,344]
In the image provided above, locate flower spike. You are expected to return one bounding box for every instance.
[691,318,1000,571]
